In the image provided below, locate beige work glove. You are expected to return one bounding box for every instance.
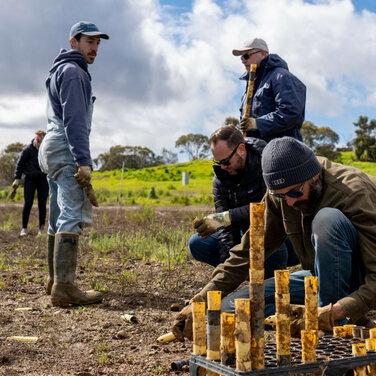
[74,166,92,188]
[290,303,334,338]
[12,179,21,189]
[240,117,257,133]
[172,295,205,342]
[193,211,231,238]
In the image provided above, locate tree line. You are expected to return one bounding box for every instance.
[0,115,375,189]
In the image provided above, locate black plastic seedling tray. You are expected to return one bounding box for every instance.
[189,336,376,376]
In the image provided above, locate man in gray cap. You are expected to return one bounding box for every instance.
[38,21,109,307]
[233,38,306,143]
[172,137,376,340]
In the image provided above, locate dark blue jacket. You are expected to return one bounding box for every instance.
[212,138,266,262]
[14,140,46,180]
[240,54,306,142]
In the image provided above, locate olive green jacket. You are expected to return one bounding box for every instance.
[199,157,376,322]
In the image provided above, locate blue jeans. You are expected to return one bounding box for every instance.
[221,208,362,320]
[47,165,92,235]
[188,232,293,279]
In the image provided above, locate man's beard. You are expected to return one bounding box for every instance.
[227,154,246,175]
[292,178,323,214]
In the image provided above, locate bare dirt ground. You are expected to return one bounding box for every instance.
[3,204,376,376]
[0,204,213,376]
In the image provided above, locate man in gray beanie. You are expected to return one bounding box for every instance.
[172,137,376,340]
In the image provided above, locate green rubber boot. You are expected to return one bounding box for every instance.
[46,234,55,295]
[51,233,102,307]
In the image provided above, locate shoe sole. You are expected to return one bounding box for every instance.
[51,297,103,307]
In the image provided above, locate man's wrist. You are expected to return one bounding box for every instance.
[332,302,346,321]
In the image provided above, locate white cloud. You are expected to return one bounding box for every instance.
[0,0,376,158]
[0,95,45,125]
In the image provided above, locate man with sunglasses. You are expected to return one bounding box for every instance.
[173,137,376,341]
[189,125,297,278]
[233,38,306,142]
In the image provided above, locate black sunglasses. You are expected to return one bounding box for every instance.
[213,144,242,166]
[240,50,261,61]
[270,183,305,199]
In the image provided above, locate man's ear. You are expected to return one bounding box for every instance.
[70,37,77,49]
[313,173,320,182]
[238,142,246,155]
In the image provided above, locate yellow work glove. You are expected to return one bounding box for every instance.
[240,117,257,133]
[290,303,334,338]
[171,295,205,342]
[74,166,92,188]
[11,179,21,189]
[193,211,231,238]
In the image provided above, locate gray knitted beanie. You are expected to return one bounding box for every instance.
[262,137,322,190]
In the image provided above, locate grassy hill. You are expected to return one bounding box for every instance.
[2,152,376,206]
[92,159,215,206]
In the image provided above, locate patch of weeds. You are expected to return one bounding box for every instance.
[0,217,15,231]
[153,365,163,373]
[21,277,30,285]
[89,232,124,255]
[96,341,110,365]
[170,195,191,206]
[72,306,89,316]
[0,253,9,270]
[121,270,136,285]
[91,250,100,268]
[90,279,107,291]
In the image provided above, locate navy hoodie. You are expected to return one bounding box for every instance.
[46,49,93,166]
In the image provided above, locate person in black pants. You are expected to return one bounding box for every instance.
[190,125,299,276]
[12,130,49,236]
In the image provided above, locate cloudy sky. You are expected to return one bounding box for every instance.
[0,0,375,162]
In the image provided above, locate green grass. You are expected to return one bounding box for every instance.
[92,159,214,206]
[2,153,376,206]
[340,152,376,177]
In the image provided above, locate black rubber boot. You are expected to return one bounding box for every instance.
[51,233,102,307]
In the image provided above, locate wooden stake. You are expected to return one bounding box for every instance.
[192,301,206,376]
[370,328,376,339]
[249,202,265,370]
[304,276,318,344]
[352,343,367,376]
[192,301,206,356]
[366,338,376,376]
[275,270,291,366]
[7,336,39,343]
[333,326,347,338]
[234,298,251,371]
[220,313,235,366]
[301,330,316,363]
[343,324,356,337]
[242,64,257,137]
[207,291,221,376]
[156,332,176,344]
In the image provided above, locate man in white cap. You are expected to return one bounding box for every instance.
[233,38,306,143]
[38,21,109,307]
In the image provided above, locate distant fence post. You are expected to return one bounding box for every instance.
[118,161,125,205]
[182,171,189,186]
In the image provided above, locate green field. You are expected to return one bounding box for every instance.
[2,152,376,206]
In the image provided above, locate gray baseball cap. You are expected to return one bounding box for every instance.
[70,21,109,40]
[232,38,268,56]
